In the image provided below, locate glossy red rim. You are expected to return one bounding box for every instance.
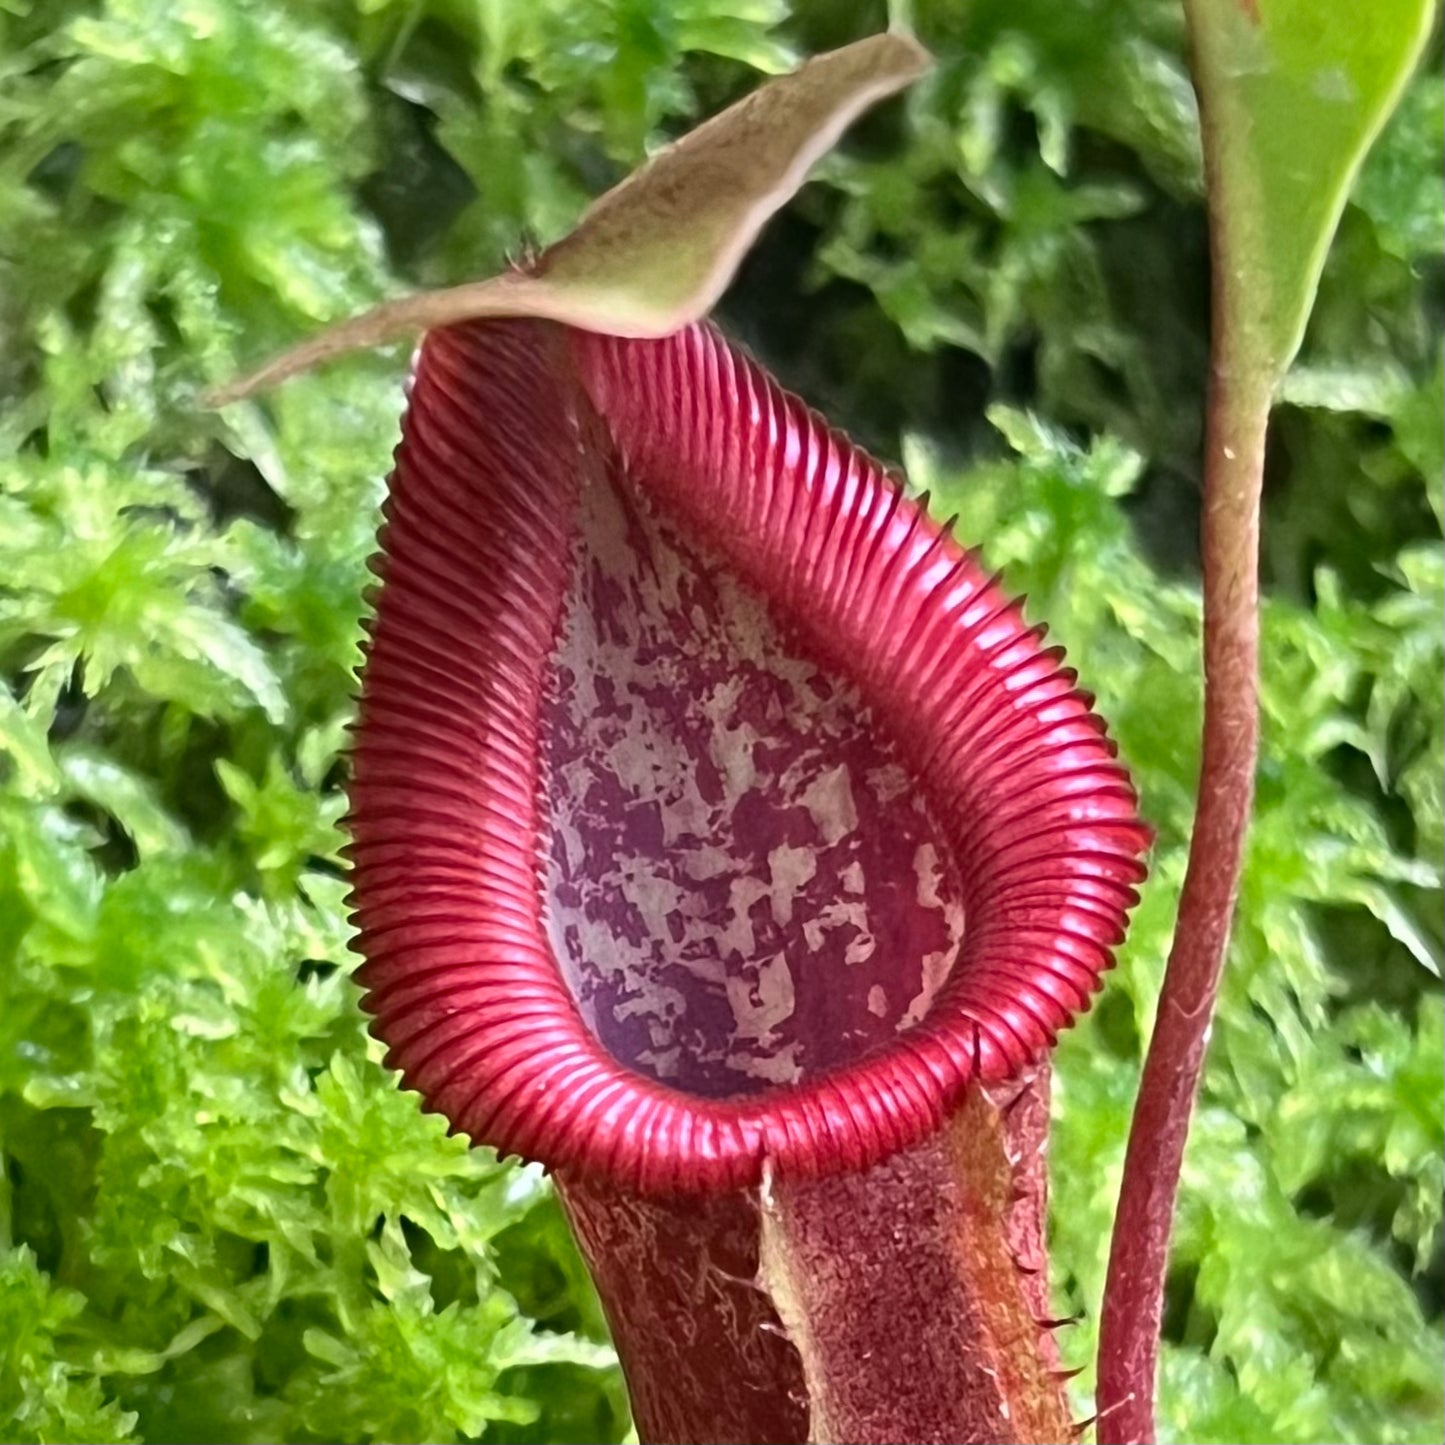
[347,318,1151,1194]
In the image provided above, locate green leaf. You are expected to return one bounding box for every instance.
[1354,69,1445,258]
[0,684,61,796]
[0,1248,140,1444]
[1188,0,1436,381]
[57,748,191,861]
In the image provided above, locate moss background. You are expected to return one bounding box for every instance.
[1,3,1440,1441]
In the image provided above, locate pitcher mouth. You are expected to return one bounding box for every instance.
[346,317,1151,1195]
[541,436,971,1101]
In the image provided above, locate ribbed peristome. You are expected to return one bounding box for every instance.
[347,318,1150,1194]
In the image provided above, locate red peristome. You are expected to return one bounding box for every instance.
[347,317,1150,1194]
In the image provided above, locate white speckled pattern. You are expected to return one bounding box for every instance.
[543,459,966,1098]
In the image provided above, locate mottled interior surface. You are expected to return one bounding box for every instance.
[541,464,967,1099]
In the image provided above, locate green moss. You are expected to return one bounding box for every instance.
[0,3,1439,1441]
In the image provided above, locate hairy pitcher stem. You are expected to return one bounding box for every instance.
[1096,355,1273,1444]
[560,1080,1074,1445]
